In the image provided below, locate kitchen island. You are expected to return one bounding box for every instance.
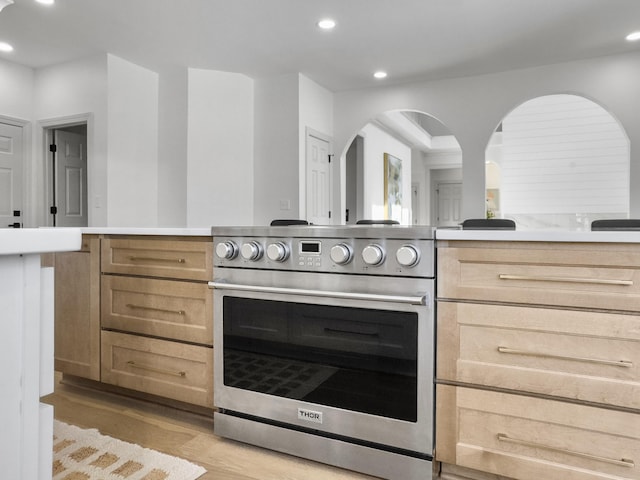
[53,227,214,411]
[434,228,640,480]
[79,227,212,236]
[437,227,640,243]
[0,228,81,480]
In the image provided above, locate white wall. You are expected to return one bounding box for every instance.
[499,94,628,229]
[0,60,33,120]
[34,55,108,226]
[253,73,299,225]
[8,48,640,230]
[106,55,159,227]
[187,68,254,227]
[158,68,188,226]
[359,123,412,223]
[333,50,640,222]
[0,60,34,226]
[33,54,160,227]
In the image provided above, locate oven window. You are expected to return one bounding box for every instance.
[223,296,418,422]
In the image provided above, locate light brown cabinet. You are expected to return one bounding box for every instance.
[54,234,214,410]
[100,235,214,408]
[435,240,640,480]
[101,236,212,281]
[101,330,213,407]
[437,240,640,310]
[437,301,640,410]
[101,275,213,345]
[436,385,640,480]
[54,235,101,380]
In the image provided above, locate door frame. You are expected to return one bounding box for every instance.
[345,134,365,224]
[304,127,333,224]
[39,113,93,227]
[0,115,31,227]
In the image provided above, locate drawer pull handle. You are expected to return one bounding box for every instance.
[498,274,633,286]
[126,304,186,316]
[126,360,186,377]
[497,433,635,468]
[497,346,633,368]
[324,327,380,338]
[128,255,186,264]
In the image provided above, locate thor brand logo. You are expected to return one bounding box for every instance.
[297,408,323,424]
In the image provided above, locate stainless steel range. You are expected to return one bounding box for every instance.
[209,225,435,480]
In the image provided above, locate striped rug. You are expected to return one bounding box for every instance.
[53,420,206,480]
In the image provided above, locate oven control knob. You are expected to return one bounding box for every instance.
[267,242,289,262]
[215,241,238,260]
[362,244,385,266]
[240,241,263,261]
[396,244,420,267]
[330,243,353,265]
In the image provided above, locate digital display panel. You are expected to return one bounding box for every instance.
[299,241,321,254]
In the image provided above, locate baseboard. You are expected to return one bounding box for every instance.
[58,373,215,418]
[437,462,509,480]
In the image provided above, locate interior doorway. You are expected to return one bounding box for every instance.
[434,181,462,227]
[0,119,25,228]
[45,123,88,227]
[305,128,333,225]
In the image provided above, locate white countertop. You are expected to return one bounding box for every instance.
[79,227,212,236]
[22,226,640,243]
[435,228,640,243]
[0,228,82,255]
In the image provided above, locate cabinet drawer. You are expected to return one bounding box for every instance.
[101,331,213,408]
[437,302,640,410]
[436,385,640,480]
[102,275,213,345]
[101,236,212,281]
[437,242,640,311]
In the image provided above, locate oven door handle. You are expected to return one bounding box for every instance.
[208,281,428,306]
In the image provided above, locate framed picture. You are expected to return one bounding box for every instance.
[384,153,402,221]
[486,188,500,218]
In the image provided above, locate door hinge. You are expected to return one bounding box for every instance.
[50,206,58,215]
[328,154,333,163]
[49,144,57,153]
[328,211,331,219]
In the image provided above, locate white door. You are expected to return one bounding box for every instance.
[436,182,462,227]
[411,183,419,225]
[54,130,88,227]
[306,131,332,225]
[0,123,24,228]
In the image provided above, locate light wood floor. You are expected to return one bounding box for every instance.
[42,375,379,480]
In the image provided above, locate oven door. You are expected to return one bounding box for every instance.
[210,268,434,455]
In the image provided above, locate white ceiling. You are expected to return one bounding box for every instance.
[1,0,640,92]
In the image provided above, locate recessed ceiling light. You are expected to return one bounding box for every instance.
[318,19,336,30]
[36,0,54,4]
[626,31,640,41]
[0,42,14,52]
[373,71,388,79]
[0,0,14,13]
